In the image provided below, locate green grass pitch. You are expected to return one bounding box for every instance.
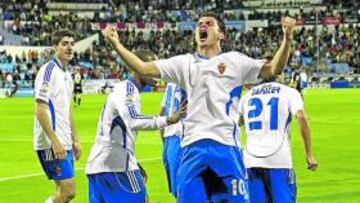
[0,89,359,203]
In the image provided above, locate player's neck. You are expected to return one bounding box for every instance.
[197,45,221,58]
[54,54,68,70]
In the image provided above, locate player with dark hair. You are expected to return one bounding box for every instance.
[238,77,318,203]
[33,29,81,203]
[85,50,186,203]
[103,11,296,202]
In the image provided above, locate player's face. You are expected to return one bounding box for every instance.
[195,16,224,48]
[55,36,75,63]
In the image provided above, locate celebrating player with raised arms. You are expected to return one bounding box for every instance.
[102,11,296,203]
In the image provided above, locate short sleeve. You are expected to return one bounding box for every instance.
[34,64,55,103]
[288,89,304,115]
[236,52,266,83]
[153,55,187,86]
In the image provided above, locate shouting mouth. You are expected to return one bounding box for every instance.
[199,30,208,42]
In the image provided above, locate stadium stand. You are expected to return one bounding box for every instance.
[0,0,359,93]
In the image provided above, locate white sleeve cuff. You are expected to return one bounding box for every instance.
[156,116,168,128]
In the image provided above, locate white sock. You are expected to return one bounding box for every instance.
[44,197,54,203]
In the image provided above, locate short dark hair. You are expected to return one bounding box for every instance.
[52,29,76,45]
[134,50,157,62]
[199,11,226,33]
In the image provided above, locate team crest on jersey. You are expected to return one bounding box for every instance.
[126,94,133,104]
[217,63,226,74]
[55,166,62,176]
[39,83,49,94]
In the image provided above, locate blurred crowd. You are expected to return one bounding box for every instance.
[0,0,359,89]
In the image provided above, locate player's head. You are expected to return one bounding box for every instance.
[195,11,225,50]
[261,74,284,84]
[133,50,158,88]
[52,29,76,64]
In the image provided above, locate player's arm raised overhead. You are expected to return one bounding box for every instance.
[259,17,296,78]
[296,110,318,171]
[102,27,160,78]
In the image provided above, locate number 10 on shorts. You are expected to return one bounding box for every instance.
[231,179,248,199]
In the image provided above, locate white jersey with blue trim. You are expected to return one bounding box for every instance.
[154,51,265,147]
[86,79,168,174]
[161,83,186,138]
[33,57,74,150]
[238,82,304,168]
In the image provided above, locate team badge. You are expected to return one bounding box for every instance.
[39,83,49,95]
[126,95,133,104]
[55,166,62,176]
[217,63,226,74]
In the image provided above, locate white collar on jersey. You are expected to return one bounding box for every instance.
[193,51,222,62]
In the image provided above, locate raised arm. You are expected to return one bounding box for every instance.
[259,17,296,78]
[295,110,318,171]
[102,27,160,78]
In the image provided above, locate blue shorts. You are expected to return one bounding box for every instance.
[247,168,296,203]
[162,135,182,196]
[177,139,249,203]
[37,149,74,180]
[88,170,147,203]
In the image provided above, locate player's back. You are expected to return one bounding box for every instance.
[239,82,303,167]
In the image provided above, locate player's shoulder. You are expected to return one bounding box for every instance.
[277,83,302,100]
[112,81,127,93]
[278,83,297,93]
[36,60,58,81]
[221,51,248,58]
[38,60,56,72]
[167,53,192,61]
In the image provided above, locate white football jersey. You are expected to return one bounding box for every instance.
[155,52,265,147]
[33,57,73,150]
[160,83,186,138]
[86,78,168,174]
[238,82,304,168]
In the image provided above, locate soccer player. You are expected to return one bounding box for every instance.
[159,83,187,197]
[102,11,296,202]
[72,67,83,107]
[290,66,307,97]
[238,76,318,203]
[33,29,81,203]
[85,50,186,203]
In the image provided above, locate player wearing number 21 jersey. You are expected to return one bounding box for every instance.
[238,81,318,203]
